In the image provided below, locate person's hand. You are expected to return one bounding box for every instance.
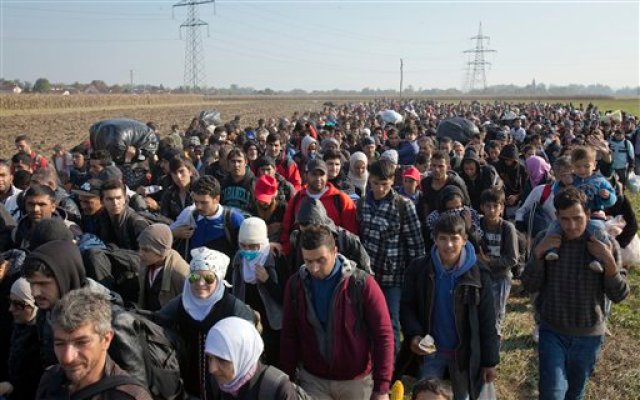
[124,146,137,163]
[461,209,472,230]
[478,248,491,265]
[599,189,610,199]
[409,336,431,356]
[482,367,497,383]
[370,393,389,400]
[506,195,518,206]
[145,197,159,211]
[533,234,562,260]
[255,265,269,283]
[0,381,14,395]
[586,236,615,266]
[173,225,194,240]
[269,242,283,256]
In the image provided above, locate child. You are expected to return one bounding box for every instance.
[544,146,616,272]
[425,185,483,250]
[411,378,453,400]
[479,188,519,335]
[398,166,423,205]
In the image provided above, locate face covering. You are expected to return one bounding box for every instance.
[240,249,260,261]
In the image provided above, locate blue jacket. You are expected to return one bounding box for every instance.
[572,174,617,211]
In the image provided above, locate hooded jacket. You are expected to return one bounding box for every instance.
[400,247,500,399]
[95,207,151,250]
[137,249,190,310]
[279,182,358,255]
[461,152,502,210]
[418,171,470,221]
[290,198,371,273]
[27,240,149,388]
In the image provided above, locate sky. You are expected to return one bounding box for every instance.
[1,0,639,91]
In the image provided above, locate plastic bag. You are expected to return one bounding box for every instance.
[621,234,640,268]
[478,382,497,400]
[627,172,640,194]
[90,119,158,164]
[605,215,626,238]
[436,117,479,145]
[379,110,403,124]
[198,110,222,128]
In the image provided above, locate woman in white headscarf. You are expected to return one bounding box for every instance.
[231,218,289,368]
[205,317,300,400]
[0,278,40,399]
[348,151,369,197]
[157,247,256,400]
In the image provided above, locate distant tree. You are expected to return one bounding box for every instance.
[33,77,51,93]
[110,84,124,94]
[89,80,109,93]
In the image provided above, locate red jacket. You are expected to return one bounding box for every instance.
[279,182,358,255]
[276,155,302,191]
[280,257,394,394]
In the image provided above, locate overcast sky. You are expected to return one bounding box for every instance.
[1,0,638,91]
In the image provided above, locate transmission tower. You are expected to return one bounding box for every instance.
[463,22,496,92]
[173,0,215,92]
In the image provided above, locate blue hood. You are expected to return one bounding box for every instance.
[431,241,476,280]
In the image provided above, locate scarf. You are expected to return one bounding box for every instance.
[181,275,225,321]
[348,151,369,194]
[526,155,551,187]
[205,317,264,396]
[242,243,271,284]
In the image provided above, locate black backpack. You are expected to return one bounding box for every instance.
[258,365,313,400]
[111,306,185,400]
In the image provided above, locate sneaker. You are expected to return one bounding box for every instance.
[545,250,559,261]
[588,260,604,273]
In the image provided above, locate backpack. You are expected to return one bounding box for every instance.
[289,267,368,335]
[258,365,313,400]
[81,246,141,305]
[111,307,185,400]
[524,183,553,240]
[69,375,146,400]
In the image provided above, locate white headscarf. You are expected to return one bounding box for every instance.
[301,135,317,158]
[205,317,264,394]
[348,151,369,194]
[238,218,271,284]
[181,247,231,321]
[11,277,37,312]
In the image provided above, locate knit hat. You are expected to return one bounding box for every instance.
[137,224,173,256]
[10,277,37,309]
[238,217,268,245]
[380,149,399,165]
[190,247,230,284]
[403,166,421,182]
[499,144,519,161]
[361,136,375,147]
[253,175,278,204]
[29,219,74,251]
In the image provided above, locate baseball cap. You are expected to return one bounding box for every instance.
[306,159,328,175]
[403,166,421,182]
[97,165,123,182]
[254,175,278,204]
[72,179,103,197]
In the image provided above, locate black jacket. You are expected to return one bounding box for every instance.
[160,183,193,221]
[219,363,299,400]
[400,255,500,399]
[95,207,151,250]
[156,292,256,400]
[418,171,470,221]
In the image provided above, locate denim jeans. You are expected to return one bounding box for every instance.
[420,351,470,400]
[491,276,512,335]
[382,286,402,355]
[538,323,604,400]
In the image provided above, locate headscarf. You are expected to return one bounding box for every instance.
[300,135,317,158]
[205,317,264,396]
[380,149,399,165]
[237,218,270,284]
[137,224,173,257]
[348,151,369,195]
[11,277,38,313]
[526,155,551,187]
[181,247,230,321]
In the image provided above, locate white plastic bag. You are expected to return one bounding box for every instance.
[478,382,497,400]
[627,172,640,194]
[621,234,640,268]
[605,215,626,238]
[379,110,403,124]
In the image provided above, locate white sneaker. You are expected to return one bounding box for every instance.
[588,260,604,273]
[545,251,559,261]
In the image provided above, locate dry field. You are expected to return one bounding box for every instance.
[0,95,639,399]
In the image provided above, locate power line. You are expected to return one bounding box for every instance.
[463,22,496,92]
[173,0,215,92]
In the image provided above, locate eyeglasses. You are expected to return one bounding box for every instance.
[188,272,216,285]
[9,300,28,310]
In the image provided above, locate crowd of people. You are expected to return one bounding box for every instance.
[0,99,637,400]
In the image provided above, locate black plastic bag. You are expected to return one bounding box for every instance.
[436,117,479,145]
[90,119,159,164]
[198,110,222,128]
